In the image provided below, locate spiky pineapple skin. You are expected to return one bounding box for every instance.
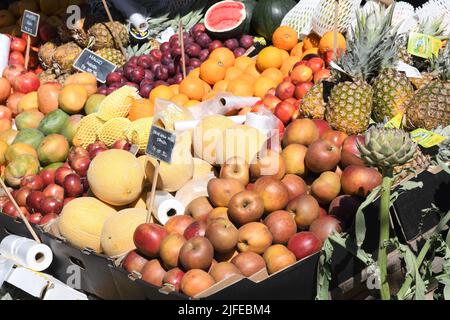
[95,48,126,67]
[393,146,431,185]
[372,69,414,122]
[300,83,326,119]
[38,42,57,68]
[52,42,82,74]
[325,79,373,135]
[409,72,435,90]
[406,80,450,130]
[88,22,129,51]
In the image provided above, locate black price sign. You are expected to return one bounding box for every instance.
[21,10,40,37]
[146,126,176,164]
[73,49,117,83]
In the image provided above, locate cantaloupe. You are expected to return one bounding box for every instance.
[58,197,117,253]
[146,130,194,192]
[215,124,267,165]
[100,208,147,257]
[193,115,235,165]
[87,149,145,206]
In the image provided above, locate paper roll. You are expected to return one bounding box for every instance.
[0,235,53,272]
[151,191,185,225]
[0,34,11,76]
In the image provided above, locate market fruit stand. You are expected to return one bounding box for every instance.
[0,0,449,301]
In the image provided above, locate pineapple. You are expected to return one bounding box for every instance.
[87,22,129,51]
[300,82,326,119]
[393,147,431,185]
[38,41,57,69]
[95,48,126,67]
[52,42,82,75]
[325,4,397,135]
[372,68,414,122]
[405,45,450,130]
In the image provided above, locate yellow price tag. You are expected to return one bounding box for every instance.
[384,113,404,129]
[407,32,442,59]
[410,128,446,148]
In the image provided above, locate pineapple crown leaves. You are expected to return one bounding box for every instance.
[333,3,399,82]
[430,43,450,81]
[416,15,449,39]
[357,125,417,172]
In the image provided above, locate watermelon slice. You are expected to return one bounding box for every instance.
[204,1,247,39]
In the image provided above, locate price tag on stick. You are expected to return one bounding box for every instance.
[21,10,40,37]
[145,126,177,223]
[73,49,117,83]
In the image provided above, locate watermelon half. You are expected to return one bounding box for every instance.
[204,1,247,39]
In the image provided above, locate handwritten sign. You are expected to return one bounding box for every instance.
[73,49,117,83]
[21,10,40,37]
[146,126,176,164]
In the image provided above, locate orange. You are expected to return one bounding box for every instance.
[184,100,200,108]
[319,31,346,53]
[200,59,227,85]
[253,77,277,98]
[256,46,283,71]
[244,63,261,79]
[280,56,302,76]
[237,73,256,85]
[202,80,212,94]
[202,90,217,101]
[261,68,284,85]
[272,26,298,51]
[290,42,303,56]
[169,84,180,95]
[227,78,254,97]
[279,49,289,62]
[213,79,230,92]
[234,56,254,70]
[179,76,205,101]
[149,85,174,103]
[301,47,319,60]
[128,99,154,121]
[225,67,243,80]
[171,94,189,106]
[189,67,200,78]
[209,48,235,68]
[303,33,321,50]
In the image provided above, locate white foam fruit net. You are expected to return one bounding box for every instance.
[392,1,417,35]
[311,0,362,36]
[415,0,450,34]
[281,0,322,37]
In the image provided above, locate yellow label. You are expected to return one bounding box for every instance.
[410,128,446,148]
[384,113,404,129]
[408,32,442,59]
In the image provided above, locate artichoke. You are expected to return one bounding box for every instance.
[357,125,417,173]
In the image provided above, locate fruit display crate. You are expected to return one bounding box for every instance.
[0,213,41,241]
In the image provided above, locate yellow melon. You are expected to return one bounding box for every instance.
[87,149,145,206]
[100,208,147,257]
[215,125,267,165]
[192,157,214,180]
[192,115,236,165]
[58,197,117,253]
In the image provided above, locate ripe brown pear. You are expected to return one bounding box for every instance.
[207,178,245,207]
[281,144,308,176]
[263,244,296,274]
[310,171,341,205]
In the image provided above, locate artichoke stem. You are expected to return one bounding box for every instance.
[379,172,393,300]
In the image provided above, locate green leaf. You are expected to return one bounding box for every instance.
[437,158,450,174]
[316,239,334,300]
[355,186,381,248]
[329,233,374,265]
[444,285,450,300]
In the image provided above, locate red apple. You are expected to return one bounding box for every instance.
[307,57,324,73]
[275,81,295,100]
[312,119,331,137]
[133,223,168,258]
[28,212,43,224]
[321,130,348,148]
[26,191,44,212]
[20,174,44,191]
[162,267,185,292]
[39,169,56,186]
[294,82,313,99]
[39,197,63,214]
[274,101,296,125]
[55,167,75,186]
[340,135,366,168]
[287,232,322,260]
[43,184,65,202]
[184,221,206,240]
[39,213,58,225]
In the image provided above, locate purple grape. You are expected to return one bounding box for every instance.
[161,55,173,65]
[234,48,246,57]
[150,62,162,73]
[160,42,170,52]
[155,65,169,81]
[186,43,201,57]
[195,33,212,49]
[189,58,201,68]
[173,73,183,84]
[128,56,139,65]
[130,66,145,83]
[153,80,167,87]
[224,39,239,51]
[97,85,108,95]
[240,35,254,49]
[139,83,154,98]
[144,69,154,80]
[199,49,209,62]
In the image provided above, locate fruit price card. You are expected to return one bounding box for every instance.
[21,10,40,37]
[73,49,117,83]
[146,126,176,164]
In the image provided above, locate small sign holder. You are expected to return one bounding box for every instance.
[179,20,187,79]
[21,10,40,70]
[145,126,177,223]
[73,48,117,83]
